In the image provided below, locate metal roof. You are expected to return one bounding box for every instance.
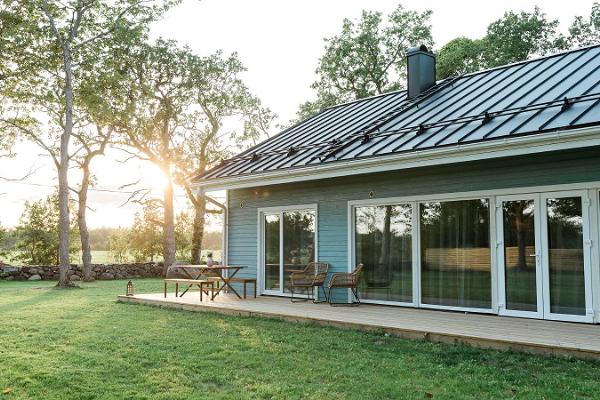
[196,45,600,184]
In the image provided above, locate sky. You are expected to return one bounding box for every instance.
[0,0,596,229]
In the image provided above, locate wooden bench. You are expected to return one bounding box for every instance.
[164,278,215,301]
[226,278,257,299]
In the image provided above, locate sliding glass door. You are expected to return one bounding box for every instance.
[420,199,492,309]
[496,195,543,318]
[497,192,592,322]
[262,207,316,295]
[355,204,413,304]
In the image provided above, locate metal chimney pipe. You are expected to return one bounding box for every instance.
[407,44,436,98]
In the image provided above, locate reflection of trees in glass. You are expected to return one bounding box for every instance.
[503,200,534,270]
[264,215,280,265]
[283,211,315,266]
[547,198,583,249]
[420,199,489,251]
[546,197,585,315]
[355,205,412,301]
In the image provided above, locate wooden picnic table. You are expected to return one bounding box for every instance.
[176,265,247,299]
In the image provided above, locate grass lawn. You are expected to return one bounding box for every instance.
[2,281,600,399]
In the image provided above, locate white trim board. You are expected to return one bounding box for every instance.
[194,126,600,192]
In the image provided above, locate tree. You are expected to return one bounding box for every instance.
[0,0,177,287]
[569,2,600,47]
[174,211,192,262]
[128,202,162,262]
[296,3,433,120]
[436,37,486,79]
[437,6,568,79]
[175,51,273,264]
[483,6,567,68]
[108,228,130,263]
[14,193,79,265]
[113,39,192,272]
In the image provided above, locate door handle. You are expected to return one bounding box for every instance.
[528,254,537,257]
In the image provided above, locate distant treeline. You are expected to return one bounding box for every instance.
[82,227,222,252]
[0,227,222,253]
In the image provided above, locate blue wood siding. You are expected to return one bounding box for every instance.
[227,147,600,298]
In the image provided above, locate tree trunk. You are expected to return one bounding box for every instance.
[78,162,93,281]
[191,195,206,265]
[162,176,176,274]
[58,44,73,288]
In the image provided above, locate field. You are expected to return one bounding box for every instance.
[0,250,222,265]
[2,279,600,399]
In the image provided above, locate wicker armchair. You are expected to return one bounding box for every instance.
[327,264,364,306]
[289,262,329,303]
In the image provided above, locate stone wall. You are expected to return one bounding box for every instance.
[0,262,163,281]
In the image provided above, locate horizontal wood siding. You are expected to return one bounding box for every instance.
[227,147,600,299]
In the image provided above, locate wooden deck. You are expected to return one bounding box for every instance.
[118,292,600,359]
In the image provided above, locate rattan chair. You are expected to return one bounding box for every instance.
[289,262,329,303]
[327,264,363,306]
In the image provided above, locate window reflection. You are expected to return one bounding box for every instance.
[420,199,491,309]
[503,200,537,312]
[355,204,412,303]
[264,214,280,291]
[547,197,585,315]
[282,210,315,293]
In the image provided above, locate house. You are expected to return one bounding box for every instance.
[192,44,600,324]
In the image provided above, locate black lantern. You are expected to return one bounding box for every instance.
[126,280,134,296]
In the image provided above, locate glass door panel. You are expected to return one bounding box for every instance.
[420,199,491,309]
[355,204,413,303]
[497,192,592,322]
[264,214,281,291]
[282,210,315,293]
[262,208,316,295]
[545,196,586,316]
[501,199,539,313]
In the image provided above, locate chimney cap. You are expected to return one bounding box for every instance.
[408,44,431,55]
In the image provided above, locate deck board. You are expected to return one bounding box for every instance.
[117,293,600,359]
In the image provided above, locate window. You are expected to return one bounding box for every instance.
[262,208,316,294]
[355,204,412,303]
[420,199,491,309]
[546,197,585,315]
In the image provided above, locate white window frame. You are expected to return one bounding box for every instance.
[348,200,417,307]
[540,190,594,323]
[347,181,600,323]
[496,193,545,320]
[257,204,318,298]
[348,195,496,314]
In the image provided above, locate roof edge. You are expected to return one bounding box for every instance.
[193,125,600,192]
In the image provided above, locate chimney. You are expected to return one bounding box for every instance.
[407,44,436,98]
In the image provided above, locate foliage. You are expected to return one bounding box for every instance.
[128,202,162,262]
[436,37,486,79]
[296,3,433,120]
[174,211,192,262]
[0,0,178,285]
[114,38,271,265]
[13,193,79,265]
[108,228,130,263]
[437,6,586,79]
[569,2,600,47]
[3,279,600,399]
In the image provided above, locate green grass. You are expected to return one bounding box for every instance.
[2,280,600,399]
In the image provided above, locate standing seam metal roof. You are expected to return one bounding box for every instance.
[196,45,600,182]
